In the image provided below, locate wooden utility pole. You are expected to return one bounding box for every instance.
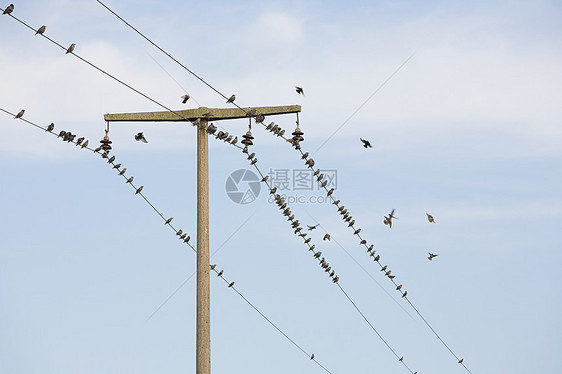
[104,105,301,374]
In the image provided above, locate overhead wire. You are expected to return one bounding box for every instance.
[1,106,331,374]
[89,2,472,370]
[3,4,469,371]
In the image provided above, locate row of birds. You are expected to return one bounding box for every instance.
[3,4,76,53]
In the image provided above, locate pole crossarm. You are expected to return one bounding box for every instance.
[103,105,301,123]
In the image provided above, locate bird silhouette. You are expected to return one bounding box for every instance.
[458,359,464,364]
[135,132,147,143]
[228,281,235,287]
[308,224,319,230]
[323,233,330,241]
[226,94,236,104]
[165,217,173,225]
[46,123,54,132]
[2,4,14,15]
[81,140,89,148]
[426,213,435,223]
[14,109,24,119]
[428,252,438,261]
[65,43,76,54]
[295,86,304,95]
[118,168,127,176]
[217,270,223,277]
[135,186,144,194]
[126,176,134,184]
[360,138,372,148]
[181,94,190,104]
[35,25,46,35]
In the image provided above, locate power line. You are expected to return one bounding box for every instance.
[1,107,333,373]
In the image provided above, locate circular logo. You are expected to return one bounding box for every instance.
[225,169,261,204]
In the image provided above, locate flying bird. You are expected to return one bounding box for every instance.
[35,25,46,35]
[426,213,435,223]
[226,94,236,104]
[181,94,190,104]
[14,109,24,119]
[360,138,372,148]
[308,224,319,231]
[135,132,147,143]
[46,123,54,132]
[295,86,304,95]
[65,43,76,54]
[2,4,14,15]
[428,252,438,261]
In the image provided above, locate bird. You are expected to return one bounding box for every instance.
[399,357,404,362]
[81,140,89,148]
[135,186,144,194]
[458,358,464,364]
[181,94,190,104]
[396,284,402,291]
[210,264,216,270]
[313,251,321,259]
[385,270,392,277]
[402,291,408,298]
[310,354,314,360]
[176,229,183,236]
[333,276,339,283]
[65,43,76,54]
[35,25,46,35]
[226,94,236,104]
[428,252,438,261]
[76,137,84,146]
[2,4,14,15]
[217,270,223,277]
[231,136,238,145]
[118,168,127,176]
[360,138,372,148]
[383,216,393,228]
[228,281,235,287]
[107,155,115,163]
[165,217,173,225]
[388,209,398,220]
[323,233,330,241]
[46,123,54,132]
[112,163,121,169]
[58,130,66,138]
[381,265,388,272]
[426,213,435,223]
[126,176,134,184]
[183,236,190,243]
[295,86,304,95]
[180,233,187,240]
[135,132,147,143]
[14,109,24,119]
[308,224,319,231]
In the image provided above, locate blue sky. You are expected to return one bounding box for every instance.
[1,1,561,373]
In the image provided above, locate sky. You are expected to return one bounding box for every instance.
[1,0,561,373]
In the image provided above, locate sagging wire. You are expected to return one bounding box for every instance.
[1,106,332,374]
[257,116,471,372]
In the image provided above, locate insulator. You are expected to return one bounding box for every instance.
[292,126,304,143]
[100,134,112,152]
[241,130,254,146]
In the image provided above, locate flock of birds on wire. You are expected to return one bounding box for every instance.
[3,3,469,371]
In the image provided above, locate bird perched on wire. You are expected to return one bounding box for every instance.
[428,252,438,261]
[226,94,236,104]
[2,4,14,15]
[426,213,435,223]
[181,94,190,104]
[135,132,148,143]
[295,86,304,95]
[46,123,54,132]
[65,43,76,54]
[35,25,46,35]
[14,109,24,119]
[360,138,373,148]
[307,224,319,231]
